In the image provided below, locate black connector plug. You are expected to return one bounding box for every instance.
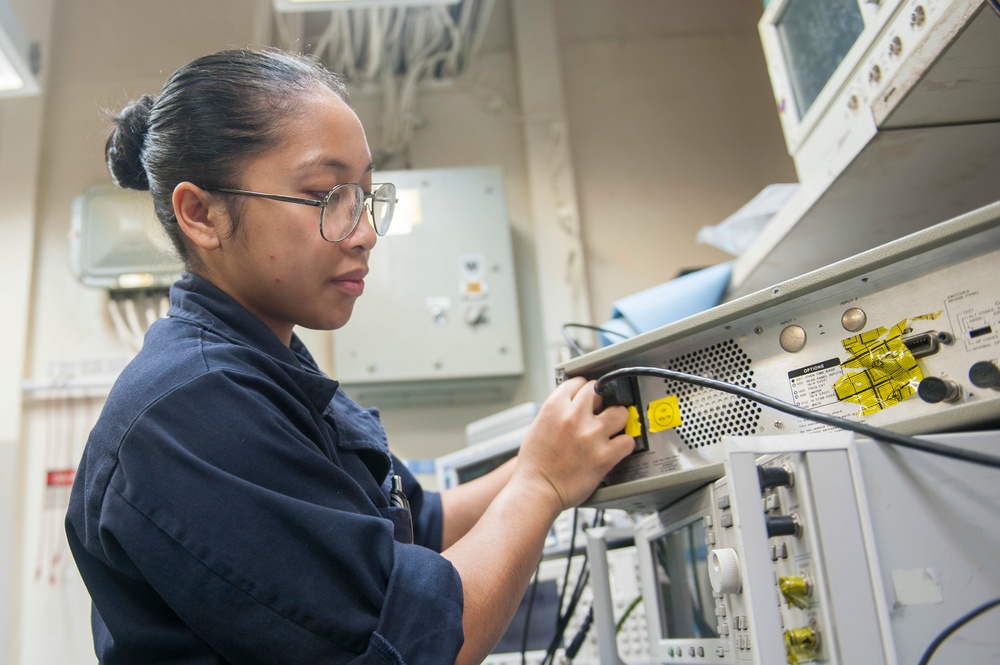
[596,376,636,407]
[594,376,649,453]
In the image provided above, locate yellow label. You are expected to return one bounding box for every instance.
[624,406,643,438]
[647,395,682,432]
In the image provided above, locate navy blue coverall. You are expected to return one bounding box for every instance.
[66,273,465,664]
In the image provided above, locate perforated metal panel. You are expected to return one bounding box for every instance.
[664,339,762,450]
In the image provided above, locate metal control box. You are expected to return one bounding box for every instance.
[333,166,524,405]
[560,200,1000,513]
[633,432,1000,664]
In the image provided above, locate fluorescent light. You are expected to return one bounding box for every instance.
[0,1,38,97]
[274,0,459,11]
[0,47,23,92]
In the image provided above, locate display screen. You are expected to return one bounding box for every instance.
[650,519,718,639]
[454,448,518,485]
[776,0,864,120]
[493,579,561,654]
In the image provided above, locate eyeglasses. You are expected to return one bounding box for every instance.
[210,182,396,242]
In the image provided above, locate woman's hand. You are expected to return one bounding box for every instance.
[514,376,635,512]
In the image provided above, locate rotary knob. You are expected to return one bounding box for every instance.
[709,548,742,594]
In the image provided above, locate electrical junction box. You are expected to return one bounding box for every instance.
[70,184,183,289]
[333,166,524,406]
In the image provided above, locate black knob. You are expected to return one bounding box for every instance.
[766,514,800,538]
[969,361,1000,390]
[917,377,962,404]
[758,465,792,492]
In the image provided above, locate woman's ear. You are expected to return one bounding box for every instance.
[173,182,226,251]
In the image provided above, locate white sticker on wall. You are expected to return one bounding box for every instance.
[460,254,488,300]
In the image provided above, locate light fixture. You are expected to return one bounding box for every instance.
[273,0,459,11]
[0,0,39,97]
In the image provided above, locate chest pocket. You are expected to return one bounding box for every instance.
[380,504,413,545]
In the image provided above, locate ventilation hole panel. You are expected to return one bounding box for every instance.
[662,338,762,450]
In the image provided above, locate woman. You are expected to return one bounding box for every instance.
[66,48,633,665]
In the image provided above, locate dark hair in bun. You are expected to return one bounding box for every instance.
[104,48,351,264]
[106,94,155,191]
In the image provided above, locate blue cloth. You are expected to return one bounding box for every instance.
[599,262,734,345]
[65,273,464,664]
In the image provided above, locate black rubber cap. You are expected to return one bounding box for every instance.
[766,515,799,538]
[969,361,1000,390]
[917,376,960,404]
[758,465,791,491]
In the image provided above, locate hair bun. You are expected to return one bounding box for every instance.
[105,94,155,190]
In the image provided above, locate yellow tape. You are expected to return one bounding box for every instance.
[833,312,941,416]
[647,395,682,432]
[625,405,643,438]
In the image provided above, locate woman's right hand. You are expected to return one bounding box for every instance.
[514,376,635,512]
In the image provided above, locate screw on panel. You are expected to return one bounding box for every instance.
[889,36,903,57]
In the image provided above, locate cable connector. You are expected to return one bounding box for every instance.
[596,376,636,407]
[559,606,594,664]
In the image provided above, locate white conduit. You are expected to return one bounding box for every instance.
[273,0,496,165]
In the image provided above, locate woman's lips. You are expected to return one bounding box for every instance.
[331,271,366,297]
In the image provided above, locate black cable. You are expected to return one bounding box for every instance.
[561,328,587,357]
[595,367,1000,469]
[556,509,580,625]
[563,605,594,662]
[540,510,604,665]
[988,0,1000,19]
[917,597,1000,665]
[561,323,633,357]
[538,508,581,665]
[542,567,590,665]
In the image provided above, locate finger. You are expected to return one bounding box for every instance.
[589,383,606,414]
[596,403,630,432]
[611,431,638,457]
[555,375,588,400]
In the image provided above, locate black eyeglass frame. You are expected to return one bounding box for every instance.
[209,182,396,242]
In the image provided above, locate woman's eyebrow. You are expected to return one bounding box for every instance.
[297,156,375,175]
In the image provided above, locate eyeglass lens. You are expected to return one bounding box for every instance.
[321,183,395,242]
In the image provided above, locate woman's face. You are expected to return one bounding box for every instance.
[203,87,377,345]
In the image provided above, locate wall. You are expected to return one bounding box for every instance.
[346,0,795,462]
[2,0,54,661]
[556,0,795,322]
[343,44,546,461]
[13,0,794,663]
[16,1,268,663]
